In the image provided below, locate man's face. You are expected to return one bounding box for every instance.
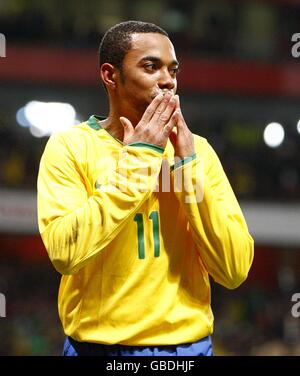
[115,33,179,119]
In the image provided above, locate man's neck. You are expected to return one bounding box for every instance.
[98,116,124,141]
[99,106,141,142]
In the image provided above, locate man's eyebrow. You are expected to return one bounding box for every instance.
[140,56,179,66]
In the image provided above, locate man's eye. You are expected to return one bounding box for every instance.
[144,64,156,71]
[170,67,180,76]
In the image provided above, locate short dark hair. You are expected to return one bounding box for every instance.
[99,20,168,71]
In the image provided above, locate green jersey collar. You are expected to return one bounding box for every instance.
[86,115,106,131]
[86,115,124,145]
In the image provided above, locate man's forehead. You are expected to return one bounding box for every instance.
[130,32,170,43]
[129,33,176,58]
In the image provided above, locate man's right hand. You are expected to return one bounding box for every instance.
[120,92,179,149]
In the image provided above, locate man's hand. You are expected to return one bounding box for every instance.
[169,95,195,159]
[120,92,179,149]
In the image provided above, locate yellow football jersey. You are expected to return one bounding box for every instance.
[37,115,254,345]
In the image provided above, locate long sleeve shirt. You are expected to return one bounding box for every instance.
[37,115,254,345]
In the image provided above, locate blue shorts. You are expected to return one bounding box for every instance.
[63,336,213,356]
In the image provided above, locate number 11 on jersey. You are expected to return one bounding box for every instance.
[134,211,160,259]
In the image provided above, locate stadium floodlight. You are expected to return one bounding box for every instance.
[263,122,285,148]
[297,120,300,135]
[16,101,78,137]
[0,33,5,57]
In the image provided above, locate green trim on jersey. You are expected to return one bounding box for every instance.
[87,115,102,131]
[171,153,197,171]
[87,115,124,145]
[128,142,164,154]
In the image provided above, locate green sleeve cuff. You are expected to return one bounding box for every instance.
[127,142,164,154]
[171,153,197,171]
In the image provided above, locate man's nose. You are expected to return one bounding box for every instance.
[158,69,175,91]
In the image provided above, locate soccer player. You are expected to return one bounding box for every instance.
[37,21,254,356]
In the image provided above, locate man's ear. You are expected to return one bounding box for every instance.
[100,63,119,90]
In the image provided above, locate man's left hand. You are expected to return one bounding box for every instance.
[169,95,195,159]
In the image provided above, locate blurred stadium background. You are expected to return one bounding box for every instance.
[0,0,300,356]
